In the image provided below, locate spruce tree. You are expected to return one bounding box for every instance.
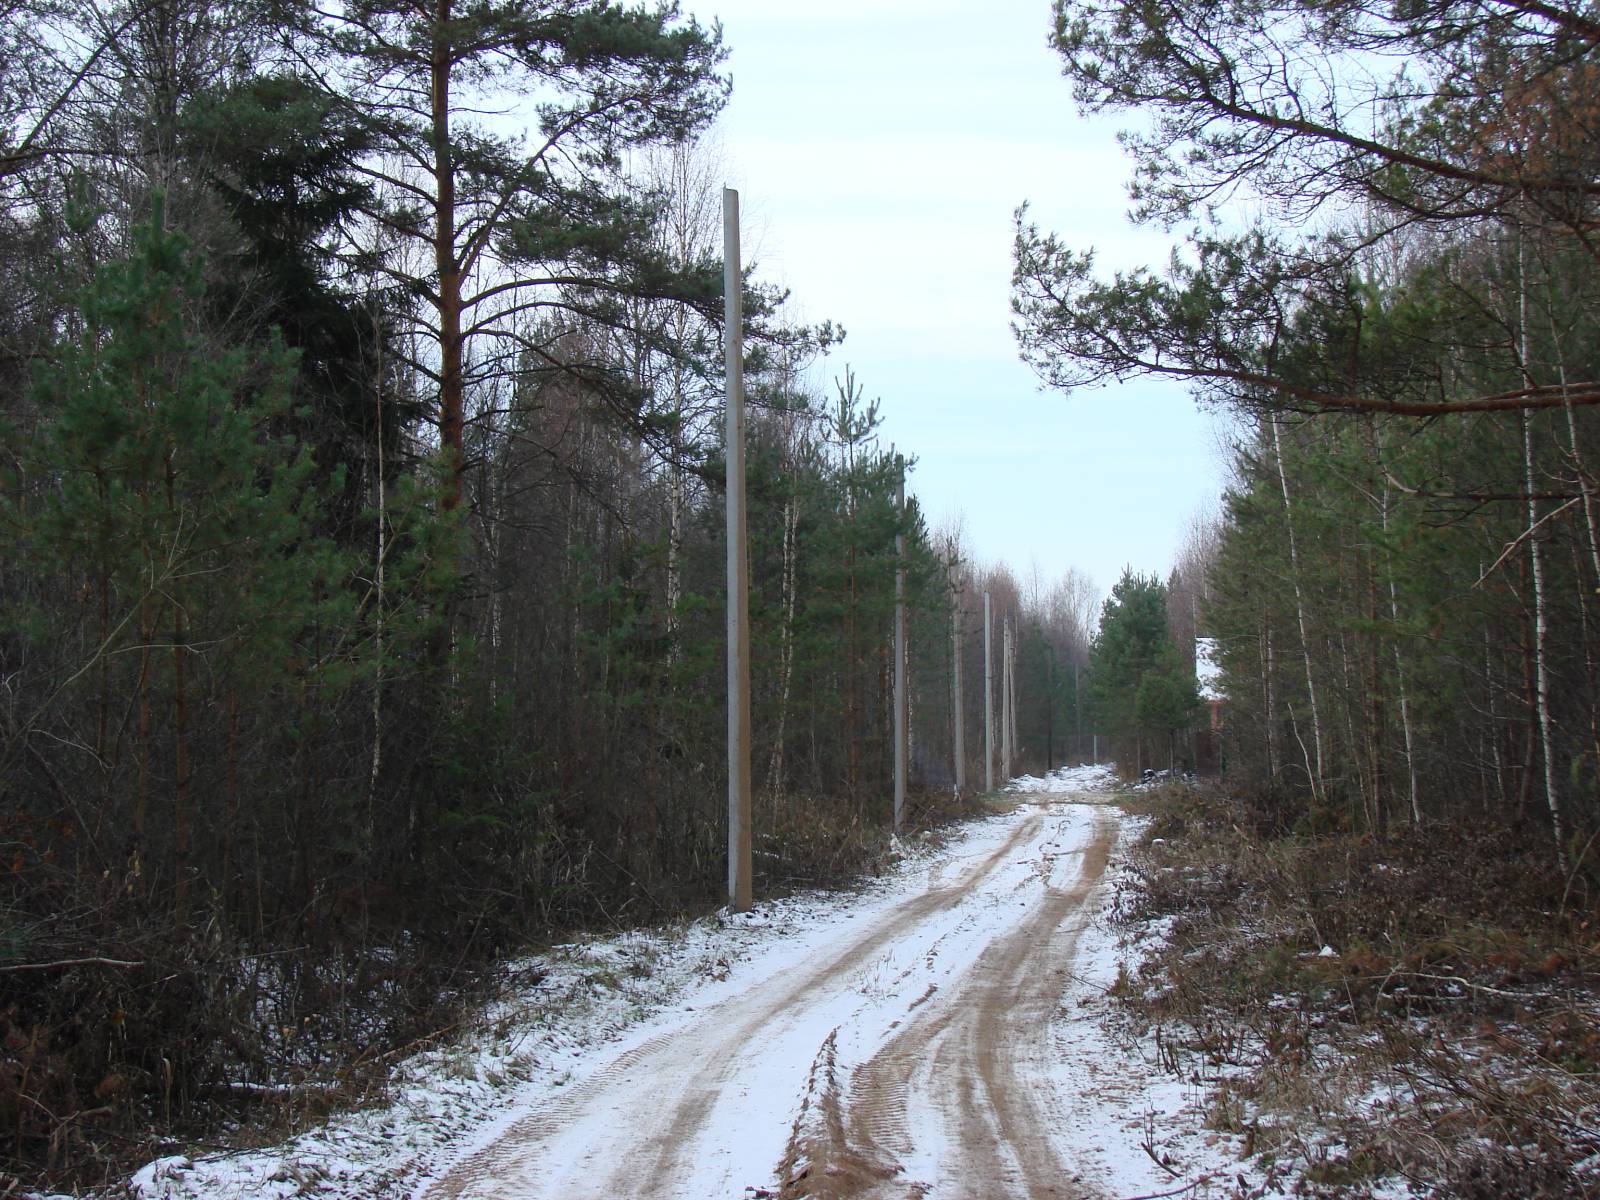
[1090,570,1199,770]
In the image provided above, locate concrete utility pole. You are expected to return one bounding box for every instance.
[983,591,994,792]
[951,577,965,795]
[893,466,907,833]
[723,187,752,912]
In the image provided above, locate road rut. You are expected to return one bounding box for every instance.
[423,794,1117,1200]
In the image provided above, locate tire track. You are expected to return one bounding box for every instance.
[422,810,1052,1200]
[782,808,1115,1199]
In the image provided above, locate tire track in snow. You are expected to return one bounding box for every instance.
[422,808,1057,1200]
[785,809,1114,1199]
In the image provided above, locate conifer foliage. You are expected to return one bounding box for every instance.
[1088,571,1199,773]
[0,6,992,1180]
[1020,0,1600,854]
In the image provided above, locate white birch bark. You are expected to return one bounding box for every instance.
[1270,417,1326,799]
[1519,234,1564,853]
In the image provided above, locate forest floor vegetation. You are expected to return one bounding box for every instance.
[1110,780,1600,1198]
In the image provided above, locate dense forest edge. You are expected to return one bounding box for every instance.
[0,1,1100,1188]
[1016,1,1600,1193]
[5,0,1600,1193]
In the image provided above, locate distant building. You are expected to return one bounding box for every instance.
[1195,637,1225,774]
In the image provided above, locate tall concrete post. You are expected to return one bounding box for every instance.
[983,591,994,792]
[952,581,965,794]
[893,468,907,833]
[723,188,752,912]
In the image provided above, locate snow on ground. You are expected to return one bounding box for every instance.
[94,767,1261,1200]
[1004,762,1117,794]
[1047,817,1260,1196]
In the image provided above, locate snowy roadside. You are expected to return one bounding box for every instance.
[1098,785,1600,1199]
[1046,823,1264,1199]
[118,868,962,1199]
[67,764,1263,1200]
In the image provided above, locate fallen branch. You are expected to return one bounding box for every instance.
[1121,1176,1213,1200]
[1142,1133,1180,1178]
[0,956,142,972]
[1474,496,1583,586]
[1386,970,1572,1003]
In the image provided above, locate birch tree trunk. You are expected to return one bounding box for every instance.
[1522,411,1564,851]
[1519,237,1564,853]
[1270,417,1326,800]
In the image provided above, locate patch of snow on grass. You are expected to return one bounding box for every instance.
[1042,815,1267,1198]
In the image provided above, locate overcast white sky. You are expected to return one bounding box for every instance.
[681,0,1238,602]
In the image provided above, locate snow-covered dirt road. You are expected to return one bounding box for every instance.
[124,766,1252,1200]
[428,780,1116,1200]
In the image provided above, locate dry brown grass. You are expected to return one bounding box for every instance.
[1110,781,1600,1198]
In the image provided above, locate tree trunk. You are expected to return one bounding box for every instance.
[1271,417,1326,800]
[951,587,965,793]
[1365,548,1388,833]
[983,592,993,791]
[367,295,386,857]
[1000,620,1013,781]
[1485,609,1505,811]
[768,494,798,797]
[1262,612,1280,778]
[1518,242,1563,853]
[135,597,153,848]
[1523,409,1564,850]
[431,0,464,511]
[172,600,189,917]
[1380,475,1420,823]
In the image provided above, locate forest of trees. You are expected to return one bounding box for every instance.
[1017,0,1600,849]
[0,0,1115,1182]
[12,0,1600,1186]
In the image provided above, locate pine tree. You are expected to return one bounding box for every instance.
[5,200,344,913]
[1090,570,1199,771]
[293,0,729,512]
